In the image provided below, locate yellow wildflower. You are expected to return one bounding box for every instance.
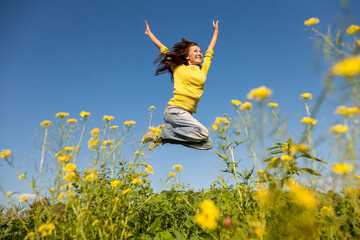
[124,231,133,239]
[80,111,91,118]
[304,17,320,26]
[110,125,118,129]
[251,221,266,238]
[346,25,360,35]
[91,128,100,136]
[124,120,136,126]
[357,40,360,46]
[85,171,98,181]
[18,174,25,179]
[68,190,75,197]
[321,206,334,216]
[290,186,317,209]
[149,106,156,110]
[122,188,131,195]
[268,102,278,108]
[281,154,295,161]
[55,112,69,118]
[212,124,218,130]
[58,154,73,163]
[332,56,360,77]
[335,106,359,118]
[247,86,272,102]
[55,151,62,157]
[173,165,183,171]
[169,172,175,177]
[0,149,11,158]
[258,169,265,173]
[132,177,143,184]
[330,124,348,134]
[103,115,115,121]
[344,188,358,196]
[103,140,113,145]
[27,232,35,238]
[290,144,309,153]
[92,219,100,226]
[354,175,360,180]
[67,119,77,124]
[40,120,52,127]
[300,93,312,100]
[38,222,55,237]
[7,191,11,197]
[231,99,242,106]
[301,117,317,125]
[254,187,269,203]
[195,200,220,230]
[64,172,79,182]
[88,138,100,150]
[240,102,252,111]
[110,180,121,188]
[58,193,64,201]
[145,168,154,175]
[150,126,162,136]
[134,151,141,155]
[332,163,353,174]
[63,146,75,152]
[50,188,55,193]
[63,163,76,172]
[19,195,28,202]
[220,184,227,189]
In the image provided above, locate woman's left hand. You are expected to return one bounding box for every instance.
[213,20,219,32]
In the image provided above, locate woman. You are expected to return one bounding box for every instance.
[142,20,219,151]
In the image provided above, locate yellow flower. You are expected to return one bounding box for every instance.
[85,171,98,181]
[195,200,220,230]
[19,195,28,202]
[150,126,162,136]
[220,184,227,189]
[88,138,100,150]
[68,190,75,197]
[122,188,131,195]
[281,154,295,161]
[134,151,141,155]
[67,119,77,124]
[240,102,252,111]
[173,165,183,171]
[7,191,12,197]
[103,140,113,146]
[58,193,64,201]
[321,206,334,216]
[124,231,133,239]
[334,106,359,118]
[27,232,35,238]
[332,163,353,174]
[0,149,11,158]
[346,25,360,35]
[149,106,156,110]
[231,99,242,106]
[132,177,142,184]
[290,186,317,209]
[258,169,265,173]
[40,120,52,127]
[55,112,69,118]
[63,146,75,152]
[64,172,79,182]
[254,187,269,203]
[290,144,309,153]
[251,221,266,238]
[356,40,360,46]
[330,124,348,134]
[110,125,118,129]
[169,172,175,177]
[212,124,218,130]
[50,188,55,193]
[145,168,154,175]
[18,174,25,179]
[332,56,360,77]
[304,17,320,26]
[103,115,115,121]
[110,180,121,188]
[124,120,136,126]
[63,163,76,172]
[247,86,272,102]
[215,117,228,124]
[301,117,317,125]
[80,111,91,118]
[300,93,312,100]
[91,128,100,136]
[268,102,278,108]
[38,222,55,237]
[58,154,73,163]
[354,175,360,180]
[92,219,100,226]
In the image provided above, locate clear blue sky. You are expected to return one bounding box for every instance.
[1,0,359,202]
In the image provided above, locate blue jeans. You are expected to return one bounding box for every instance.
[160,105,213,150]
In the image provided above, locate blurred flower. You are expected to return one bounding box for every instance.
[304,17,319,26]
[67,119,77,124]
[85,171,98,181]
[19,195,28,202]
[240,102,252,111]
[18,174,25,179]
[321,206,334,216]
[0,149,11,158]
[149,106,156,110]
[63,163,76,172]
[80,111,91,118]
[212,124,218,130]
[301,117,317,125]
[332,163,353,174]
[124,120,136,126]
[58,193,64,201]
[55,112,69,118]
[64,172,78,182]
[91,128,100,136]
[88,138,100,150]
[346,25,360,35]
[145,168,154,175]
[124,231,133,239]
[92,220,100,226]
[220,184,227,188]
[354,175,360,180]
[300,93,312,100]
[103,115,115,121]
[132,177,143,184]
[290,186,317,209]
[334,106,359,118]
[281,154,295,161]
[110,125,118,129]
[122,188,131,195]
[254,187,269,203]
[330,124,348,134]
[110,180,121,188]
[7,191,11,197]
[331,56,360,77]
[63,146,75,152]
[38,222,55,237]
[247,86,272,102]
[231,99,241,106]
[40,120,52,127]
[169,172,175,177]
[251,221,266,238]
[268,102,278,108]
[150,126,162,136]
[173,165,183,171]
[195,200,220,230]
[357,40,360,46]
[290,144,309,153]
[103,140,113,146]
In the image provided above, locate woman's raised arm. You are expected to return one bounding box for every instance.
[207,20,219,51]
[145,20,165,49]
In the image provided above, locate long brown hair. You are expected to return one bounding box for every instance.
[154,38,198,80]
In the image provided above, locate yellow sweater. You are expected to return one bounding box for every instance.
[160,46,214,113]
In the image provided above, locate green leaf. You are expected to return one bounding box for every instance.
[270,150,283,154]
[266,144,282,150]
[267,158,281,169]
[264,157,278,162]
[301,168,321,176]
[298,153,326,163]
[173,230,187,240]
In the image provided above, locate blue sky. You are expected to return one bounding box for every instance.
[1,0,359,202]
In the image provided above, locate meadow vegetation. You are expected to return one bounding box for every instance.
[1,16,360,239]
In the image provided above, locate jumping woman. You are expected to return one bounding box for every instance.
[142,20,219,151]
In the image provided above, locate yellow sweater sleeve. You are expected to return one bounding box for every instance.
[201,49,214,75]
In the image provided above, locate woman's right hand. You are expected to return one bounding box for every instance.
[145,20,151,36]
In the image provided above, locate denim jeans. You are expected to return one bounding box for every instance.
[160,105,213,150]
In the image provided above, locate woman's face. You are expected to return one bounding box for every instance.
[186,45,203,65]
